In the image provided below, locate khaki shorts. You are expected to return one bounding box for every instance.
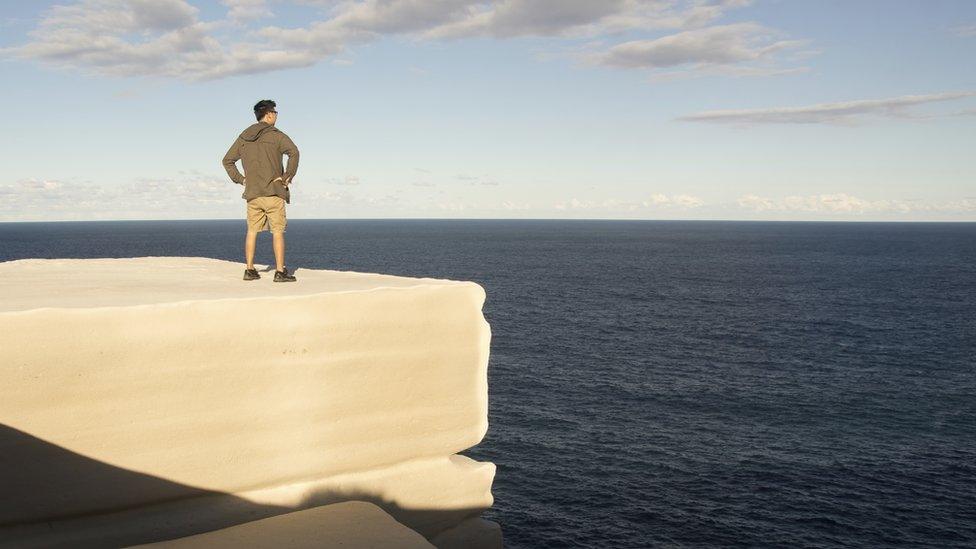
[246,196,287,234]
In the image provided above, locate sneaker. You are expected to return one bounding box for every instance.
[243,268,261,281]
[274,267,297,282]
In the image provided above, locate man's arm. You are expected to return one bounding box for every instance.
[222,137,246,185]
[281,134,299,184]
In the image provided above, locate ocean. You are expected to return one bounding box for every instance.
[2,219,974,548]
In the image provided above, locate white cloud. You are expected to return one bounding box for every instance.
[677,91,976,125]
[221,0,273,22]
[501,200,531,210]
[299,187,358,203]
[421,0,702,40]
[0,172,244,221]
[324,175,361,185]
[0,0,327,80]
[673,194,704,208]
[553,194,699,211]
[736,193,976,214]
[646,63,809,82]
[588,22,806,74]
[293,185,444,216]
[641,193,704,208]
[316,0,752,41]
[36,0,199,33]
[1,0,793,81]
[220,0,274,22]
[554,197,592,210]
[736,193,774,211]
[436,201,468,211]
[646,193,671,205]
[950,23,976,37]
[455,173,499,186]
[127,174,233,204]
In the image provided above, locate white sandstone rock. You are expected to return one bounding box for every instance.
[0,257,500,548]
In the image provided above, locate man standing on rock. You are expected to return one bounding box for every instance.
[222,99,299,282]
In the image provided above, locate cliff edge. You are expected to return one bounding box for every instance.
[0,257,501,548]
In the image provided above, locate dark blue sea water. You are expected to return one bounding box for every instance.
[2,220,975,548]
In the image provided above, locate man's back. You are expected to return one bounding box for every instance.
[222,122,299,204]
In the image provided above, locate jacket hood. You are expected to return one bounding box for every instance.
[240,122,277,142]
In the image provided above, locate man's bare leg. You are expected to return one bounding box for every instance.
[272,232,286,272]
[245,230,258,269]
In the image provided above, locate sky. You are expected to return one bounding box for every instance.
[0,0,974,221]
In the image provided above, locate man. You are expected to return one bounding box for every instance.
[222,99,300,282]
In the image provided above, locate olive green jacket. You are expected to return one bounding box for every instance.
[222,122,299,204]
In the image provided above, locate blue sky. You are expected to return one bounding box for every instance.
[1,0,974,221]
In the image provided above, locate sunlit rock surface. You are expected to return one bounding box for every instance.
[0,257,500,548]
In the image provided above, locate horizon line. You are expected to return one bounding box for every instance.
[2,218,975,224]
